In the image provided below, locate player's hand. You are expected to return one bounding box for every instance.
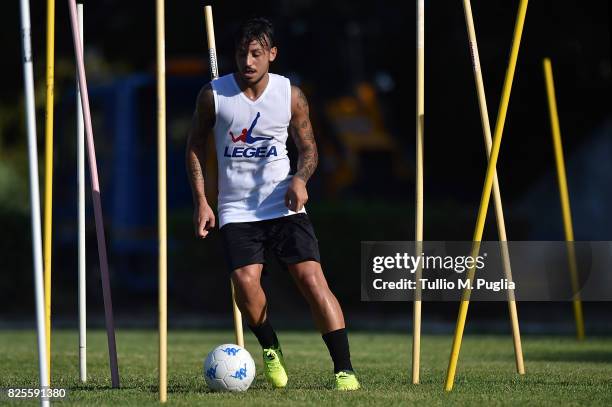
[285,177,308,212]
[193,202,216,239]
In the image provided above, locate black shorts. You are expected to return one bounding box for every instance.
[219,213,321,273]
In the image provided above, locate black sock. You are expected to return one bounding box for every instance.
[322,328,353,373]
[248,319,280,349]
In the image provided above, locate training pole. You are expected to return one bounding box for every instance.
[67,0,120,388]
[156,0,168,402]
[20,0,51,405]
[204,5,245,348]
[412,0,424,385]
[461,0,525,375]
[444,0,528,391]
[76,3,87,382]
[43,0,54,383]
[543,58,585,341]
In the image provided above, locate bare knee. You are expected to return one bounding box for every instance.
[231,265,263,297]
[291,263,329,296]
[300,272,325,294]
[231,265,266,325]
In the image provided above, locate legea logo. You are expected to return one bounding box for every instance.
[224,112,278,158]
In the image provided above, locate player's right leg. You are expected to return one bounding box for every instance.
[231,264,288,388]
[231,264,267,326]
[221,221,288,388]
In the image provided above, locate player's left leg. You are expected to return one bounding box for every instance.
[288,261,360,390]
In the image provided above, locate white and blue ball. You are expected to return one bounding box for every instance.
[203,344,256,392]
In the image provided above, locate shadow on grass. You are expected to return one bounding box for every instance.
[144,384,207,394]
[142,382,338,393]
[70,385,123,392]
[526,350,612,364]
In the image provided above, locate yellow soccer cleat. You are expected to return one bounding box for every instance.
[334,370,361,391]
[263,347,288,388]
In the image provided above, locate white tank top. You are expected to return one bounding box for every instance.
[211,73,306,227]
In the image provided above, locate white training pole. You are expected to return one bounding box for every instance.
[204,5,245,348]
[76,2,87,383]
[156,0,168,402]
[412,0,424,385]
[20,0,50,405]
[204,6,219,79]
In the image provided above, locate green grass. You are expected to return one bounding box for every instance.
[1,330,611,406]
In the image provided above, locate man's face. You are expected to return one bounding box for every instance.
[235,39,277,85]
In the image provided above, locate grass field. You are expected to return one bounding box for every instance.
[1,330,611,406]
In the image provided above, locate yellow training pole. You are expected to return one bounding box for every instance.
[204,5,245,348]
[156,0,168,402]
[543,58,585,341]
[44,0,55,383]
[444,0,528,391]
[461,0,524,375]
[412,0,424,385]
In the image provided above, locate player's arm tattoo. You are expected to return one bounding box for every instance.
[290,86,318,183]
[186,83,215,205]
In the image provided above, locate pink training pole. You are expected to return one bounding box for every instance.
[67,0,120,388]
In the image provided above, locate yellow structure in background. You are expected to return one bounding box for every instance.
[543,58,585,341]
[445,0,529,391]
[44,0,55,383]
[324,83,408,195]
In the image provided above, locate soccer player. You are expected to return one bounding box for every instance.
[186,17,360,391]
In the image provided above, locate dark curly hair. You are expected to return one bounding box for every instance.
[234,17,275,50]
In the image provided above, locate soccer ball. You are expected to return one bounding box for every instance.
[203,344,256,392]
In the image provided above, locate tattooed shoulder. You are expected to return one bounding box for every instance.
[292,85,309,115]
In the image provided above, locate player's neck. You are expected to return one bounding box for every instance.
[234,72,270,101]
